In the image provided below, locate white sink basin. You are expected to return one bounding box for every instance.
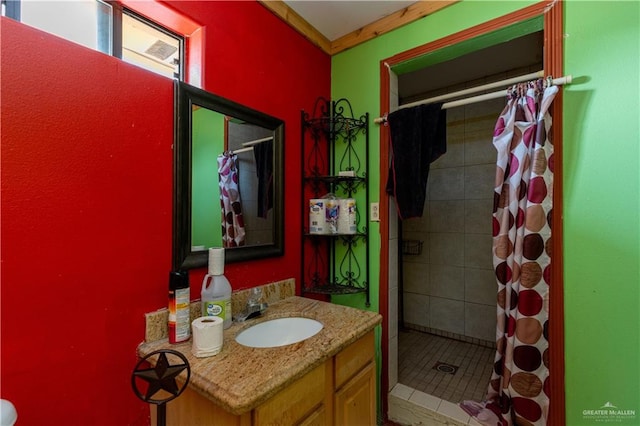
[235,317,323,348]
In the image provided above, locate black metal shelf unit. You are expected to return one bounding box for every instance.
[301,97,370,306]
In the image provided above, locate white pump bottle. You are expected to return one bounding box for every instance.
[201,248,232,329]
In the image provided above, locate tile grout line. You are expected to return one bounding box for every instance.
[398,329,494,404]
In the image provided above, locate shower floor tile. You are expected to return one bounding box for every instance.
[398,329,495,403]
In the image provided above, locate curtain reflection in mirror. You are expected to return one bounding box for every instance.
[227,121,275,246]
[253,138,273,219]
[218,152,246,247]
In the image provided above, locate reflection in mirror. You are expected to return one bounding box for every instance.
[191,110,275,248]
[174,81,284,270]
[223,119,275,246]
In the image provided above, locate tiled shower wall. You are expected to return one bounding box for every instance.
[402,97,504,344]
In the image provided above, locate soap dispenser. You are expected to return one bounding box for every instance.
[201,248,232,329]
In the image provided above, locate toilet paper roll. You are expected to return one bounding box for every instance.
[337,198,357,234]
[191,316,223,358]
[324,198,340,234]
[309,199,327,234]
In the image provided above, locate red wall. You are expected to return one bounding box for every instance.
[0,2,329,424]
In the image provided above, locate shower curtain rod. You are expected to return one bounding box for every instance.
[374,72,573,124]
[232,146,254,154]
[231,136,274,154]
[242,136,273,147]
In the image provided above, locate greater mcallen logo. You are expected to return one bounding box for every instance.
[582,402,636,423]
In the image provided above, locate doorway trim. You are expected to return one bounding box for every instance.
[378,1,565,422]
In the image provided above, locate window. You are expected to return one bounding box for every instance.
[120,9,183,79]
[2,0,184,80]
[2,0,113,54]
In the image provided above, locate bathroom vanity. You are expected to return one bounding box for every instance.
[137,296,381,425]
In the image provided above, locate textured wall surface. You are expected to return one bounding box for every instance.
[0,2,329,423]
[331,1,640,423]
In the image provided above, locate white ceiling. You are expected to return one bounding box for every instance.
[282,0,415,41]
[280,1,544,104]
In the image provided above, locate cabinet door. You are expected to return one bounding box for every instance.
[334,361,376,426]
[254,361,326,425]
[298,405,326,426]
[335,331,374,389]
[156,386,251,426]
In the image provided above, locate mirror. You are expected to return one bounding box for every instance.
[173,81,285,269]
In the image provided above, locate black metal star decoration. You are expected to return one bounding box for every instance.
[131,349,191,405]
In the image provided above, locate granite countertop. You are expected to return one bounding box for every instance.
[137,296,382,415]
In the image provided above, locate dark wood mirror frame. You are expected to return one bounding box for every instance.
[173,80,285,270]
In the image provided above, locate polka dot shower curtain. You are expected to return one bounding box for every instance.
[218,152,246,247]
[460,80,558,425]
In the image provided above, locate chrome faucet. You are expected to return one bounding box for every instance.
[234,288,268,322]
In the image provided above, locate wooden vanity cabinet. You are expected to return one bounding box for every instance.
[253,361,328,425]
[157,331,376,426]
[335,362,376,425]
[333,331,376,426]
[298,405,327,426]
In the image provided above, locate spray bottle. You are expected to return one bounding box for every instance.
[168,270,190,343]
[201,248,232,329]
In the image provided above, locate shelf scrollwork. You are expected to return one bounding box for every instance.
[301,97,370,306]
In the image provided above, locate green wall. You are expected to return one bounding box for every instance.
[192,107,224,248]
[330,0,535,314]
[563,1,639,423]
[331,0,639,424]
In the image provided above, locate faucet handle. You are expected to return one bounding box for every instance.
[248,287,263,305]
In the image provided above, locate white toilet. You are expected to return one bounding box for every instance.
[0,400,17,426]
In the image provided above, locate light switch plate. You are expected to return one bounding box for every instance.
[370,202,380,222]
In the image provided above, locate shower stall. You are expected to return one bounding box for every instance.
[388,30,545,407]
[396,97,502,403]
